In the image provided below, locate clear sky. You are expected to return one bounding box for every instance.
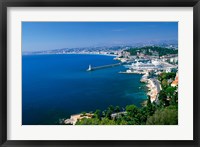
[22,22,178,52]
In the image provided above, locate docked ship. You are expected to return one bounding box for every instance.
[124,60,162,70]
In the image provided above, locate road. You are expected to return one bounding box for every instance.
[152,78,161,92]
[151,78,162,104]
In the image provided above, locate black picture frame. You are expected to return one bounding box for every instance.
[0,0,199,146]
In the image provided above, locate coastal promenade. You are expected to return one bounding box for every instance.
[147,78,161,102]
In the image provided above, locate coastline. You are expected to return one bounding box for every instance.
[61,70,148,125]
[61,75,159,125]
[146,78,161,103]
[140,73,161,103]
[120,70,161,103]
[22,53,118,57]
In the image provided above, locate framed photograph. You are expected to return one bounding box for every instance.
[0,0,199,146]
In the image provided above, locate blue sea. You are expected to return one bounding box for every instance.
[22,54,147,125]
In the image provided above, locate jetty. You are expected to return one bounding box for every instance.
[87,62,123,71]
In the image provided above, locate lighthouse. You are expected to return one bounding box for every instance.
[87,65,92,71]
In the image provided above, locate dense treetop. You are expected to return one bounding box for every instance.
[126,46,178,57]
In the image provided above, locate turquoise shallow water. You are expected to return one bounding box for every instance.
[22,54,147,125]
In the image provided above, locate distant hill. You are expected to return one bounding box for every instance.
[22,40,178,55]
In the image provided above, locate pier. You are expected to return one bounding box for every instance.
[87,63,123,71]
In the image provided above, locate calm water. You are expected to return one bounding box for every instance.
[22,54,147,125]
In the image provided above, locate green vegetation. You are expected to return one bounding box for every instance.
[158,72,176,82]
[158,72,178,107]
[126,46,178,57]
[146,106,178,125]
[76,72,178,125]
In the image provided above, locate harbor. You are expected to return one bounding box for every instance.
[117,58,177,103]
[86,56,177,103]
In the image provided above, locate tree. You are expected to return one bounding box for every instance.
[94,109,101,119]
[115,106,120,113]
[125,105,141,125]
[166,72,176,79]
[140,107,148,124]
[158,90,169,106]
[76,117,100,125]
[146,106,178,125]
[165,86,176,100]
[146,97,156,116]
[147,96,151,107]
[169,88,178,106]
[100,118,116,125]
[126,105,138,116]
[104,105,115,119]
[161,79,168,88]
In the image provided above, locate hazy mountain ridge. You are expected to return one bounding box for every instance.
[23,40,178,55]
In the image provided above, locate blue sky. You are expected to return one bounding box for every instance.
[22,22,178,52]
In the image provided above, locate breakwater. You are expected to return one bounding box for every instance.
[87,62,123,71]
